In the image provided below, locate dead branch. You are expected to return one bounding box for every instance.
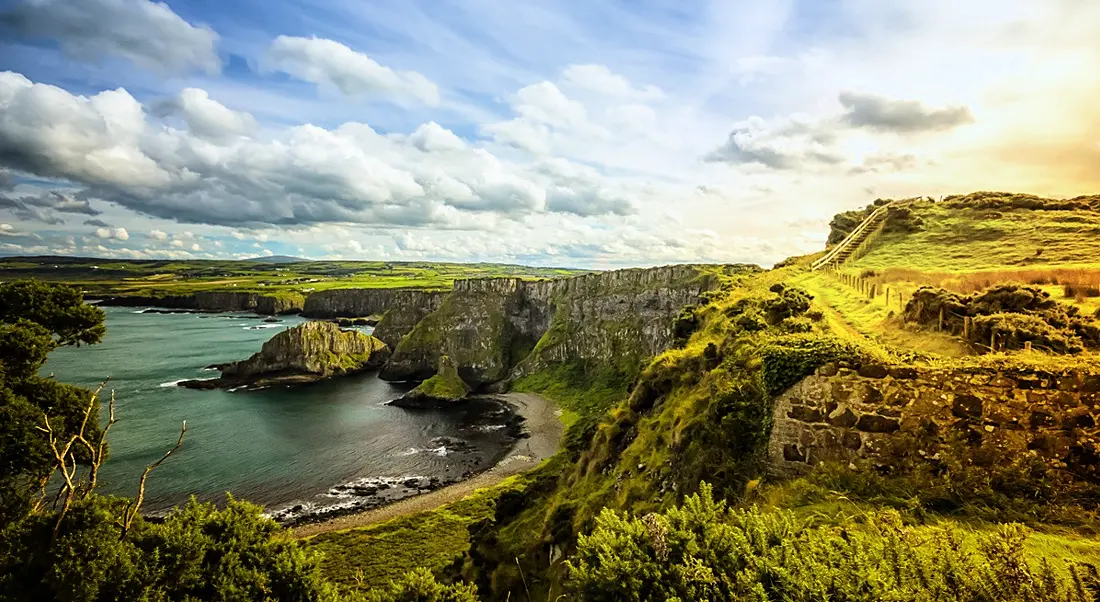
[122,420,186,535]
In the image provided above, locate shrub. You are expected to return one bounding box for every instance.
[764,287,813,325]
[758,334,869,395]
[973,313,1084,353]
[904,284,1100,353]
[567,483,1098,602]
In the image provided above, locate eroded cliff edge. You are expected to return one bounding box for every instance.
[301,288,447,348]
[378,265,720,389]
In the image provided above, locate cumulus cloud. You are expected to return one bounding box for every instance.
[94,226,128,241]
[705,115,844,170]
[263,36,439,105]
[1,0,220,74]
[0,71,638,229]
[155,88,256,141]
[149,229,168,240]
[839,91,974,133]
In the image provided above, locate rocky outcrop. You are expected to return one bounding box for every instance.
[180,321,389,389]
[390,355,470,408]
[769,363,1100,482]
[301,288,447,348]
[380,265,716,387]
[100,291,304,315]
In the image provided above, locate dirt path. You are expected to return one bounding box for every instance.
[291,392,561,539]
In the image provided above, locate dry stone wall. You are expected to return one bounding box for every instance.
[768,363,1100,481]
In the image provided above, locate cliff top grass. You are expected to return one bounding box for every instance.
[0,255,586,297]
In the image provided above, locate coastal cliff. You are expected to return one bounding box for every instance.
[100,291,304,315]
[182,321,389,389]
[302,288,447,348]
[379,265,718,387]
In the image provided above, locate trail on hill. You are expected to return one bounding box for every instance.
[290,392,562,539]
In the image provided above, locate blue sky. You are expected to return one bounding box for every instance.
[0,0,1097,268]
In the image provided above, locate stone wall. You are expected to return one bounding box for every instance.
[768,363,1100,481]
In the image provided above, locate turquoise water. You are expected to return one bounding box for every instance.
[42,306,513,518]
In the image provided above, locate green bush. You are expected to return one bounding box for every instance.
[904,285,1100,353]
[567,483,1099,602]
[758,334,869,395]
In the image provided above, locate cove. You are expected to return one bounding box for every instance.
[42,306,518,523]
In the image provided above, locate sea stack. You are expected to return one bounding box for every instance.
[389,355,470,408]
[181,321,390,390]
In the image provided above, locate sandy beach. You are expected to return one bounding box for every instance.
[291,391,561,538]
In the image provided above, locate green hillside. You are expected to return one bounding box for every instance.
[298,194,1100,600]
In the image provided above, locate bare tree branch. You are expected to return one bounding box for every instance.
[122,420,186,535]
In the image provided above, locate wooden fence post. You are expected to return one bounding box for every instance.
[938,307,944,331]
[1025,341,1032,352]
[963,316,971,339]
[991,330,997,352]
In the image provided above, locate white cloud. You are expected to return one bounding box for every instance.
[161,88,256,141]
[2,0,219,74]
[562,64,663,100]
[94,226,128,241]
[149,229,168,240]
[263,36,440,106]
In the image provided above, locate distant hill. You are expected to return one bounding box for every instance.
[240,255,309,264]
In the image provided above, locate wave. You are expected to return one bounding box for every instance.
[243,324,281,330]
[157,379,187,388]
[397,445,450,457]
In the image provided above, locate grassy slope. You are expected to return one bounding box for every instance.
[303,474,535,593]
[851,200,1100,273]
[0,256,586,296]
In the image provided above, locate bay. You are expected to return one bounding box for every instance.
[42,306,515,520]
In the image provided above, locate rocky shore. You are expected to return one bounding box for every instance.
[180,321,390,390]
[289,392,562,536]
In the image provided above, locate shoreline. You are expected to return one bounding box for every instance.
[290,391,562,539]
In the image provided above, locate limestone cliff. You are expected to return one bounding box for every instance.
[181,321,389,389]
[380,265,717,388]
[301,288,447,348]
[100,291,304,315]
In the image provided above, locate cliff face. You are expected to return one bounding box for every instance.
[301,288,447,348]
[100,291,304,315]
[380,265,716,387]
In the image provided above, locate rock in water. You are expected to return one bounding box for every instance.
[180,321,390,390]
[390,354,470,408]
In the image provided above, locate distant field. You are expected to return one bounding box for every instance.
[0,256,587,296]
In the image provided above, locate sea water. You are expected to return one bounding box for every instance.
[41,306,514,520]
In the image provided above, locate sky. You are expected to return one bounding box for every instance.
[0,0,1097,269]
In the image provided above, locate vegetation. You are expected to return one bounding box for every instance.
[409,355,470,402]
[568,483,1099,601]
[904,284,1100,353]
[0,256,584,298]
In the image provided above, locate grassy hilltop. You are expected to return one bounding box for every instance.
[293,191,1100,600]
[0,255,585,296]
